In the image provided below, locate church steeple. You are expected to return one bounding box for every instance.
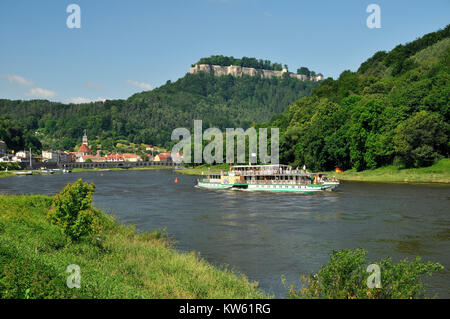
[77,129,91,157]
[82,129,88,147]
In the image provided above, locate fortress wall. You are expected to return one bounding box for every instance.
[189,64,323,81]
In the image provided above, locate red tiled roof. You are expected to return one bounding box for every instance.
[105,154,123,160]
[78,144,91,153]
[122,153,139,158]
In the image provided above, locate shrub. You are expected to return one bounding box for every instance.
[0,162,21,171]
[46,179,101,241]
[285,248,444,299]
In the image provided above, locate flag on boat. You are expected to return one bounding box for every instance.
[336,168,343,173]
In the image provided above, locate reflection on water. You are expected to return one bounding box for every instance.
[1,170,449,298]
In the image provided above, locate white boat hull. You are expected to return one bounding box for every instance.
[197,181,326,193]
[197,182,233,190]
[246,184,326,193]
[323,181,340,190]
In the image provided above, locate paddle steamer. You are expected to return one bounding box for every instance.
[197,164,340,193]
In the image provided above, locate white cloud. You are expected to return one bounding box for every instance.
[24,87,57,99]
[127,80,152,91]
[1,74,34,86]
[67,96,106,104]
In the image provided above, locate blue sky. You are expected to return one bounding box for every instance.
[0,0,448,103]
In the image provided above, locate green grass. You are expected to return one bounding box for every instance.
[178,164,231,176]
[330,159,450,183]
[0,171,15,178]
[0,194,268,299]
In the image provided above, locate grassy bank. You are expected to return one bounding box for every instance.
[0,171,15,178]
[177,164,231,176]
[329,159,450,184]
[0,186,267,298]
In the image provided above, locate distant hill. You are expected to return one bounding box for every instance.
[263,25,449,171]
[0,69,320,152]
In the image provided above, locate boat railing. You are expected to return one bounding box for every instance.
[232,170,307,176]
[245,180,317,185]
[201,178,221,183]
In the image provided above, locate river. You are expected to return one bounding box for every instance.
[1,170,449,298]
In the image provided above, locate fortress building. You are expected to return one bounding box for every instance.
[190,64,324,82]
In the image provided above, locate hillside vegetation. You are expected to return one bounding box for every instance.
[265,25,449,171]
[0,71,319,153]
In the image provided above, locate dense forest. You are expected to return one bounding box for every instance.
[0,72,319,152]
[0,117,42,153]
[262,25,449,170]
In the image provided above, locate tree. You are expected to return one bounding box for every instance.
[394,111,448,167]
[46,179,102,241]
[297,67,310,77]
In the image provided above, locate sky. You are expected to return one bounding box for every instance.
[0,0,449,103]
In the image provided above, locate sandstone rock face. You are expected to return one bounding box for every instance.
[189,64,323,81]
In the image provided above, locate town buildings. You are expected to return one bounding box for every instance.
[0,140,6,157]
[74,131,144,163]
[42,150,75,163]
[0,131,169,166]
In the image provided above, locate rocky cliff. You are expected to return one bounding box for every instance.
[190,64,323,81]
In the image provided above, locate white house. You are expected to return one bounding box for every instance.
[42,150,59,163]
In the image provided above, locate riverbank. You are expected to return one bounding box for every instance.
[0,171,15,178]
[328,159,450,184]
[177,164,230,176]
[0,166,174,178]
[178,160,450,184]
[72,166,173,173]
[3,159,449,184]
[0,190,267,298]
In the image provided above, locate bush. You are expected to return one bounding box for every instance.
[46,179,101,241]
[285,248,444,299]
[0,162,21,171]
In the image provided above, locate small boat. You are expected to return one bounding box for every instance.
[197,164,339,193]
[13,170,33,176]
[310,173,341,191]
[40,169,54,175]
[62,168,72,173]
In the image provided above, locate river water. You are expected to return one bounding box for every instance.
[1,170,449,298]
